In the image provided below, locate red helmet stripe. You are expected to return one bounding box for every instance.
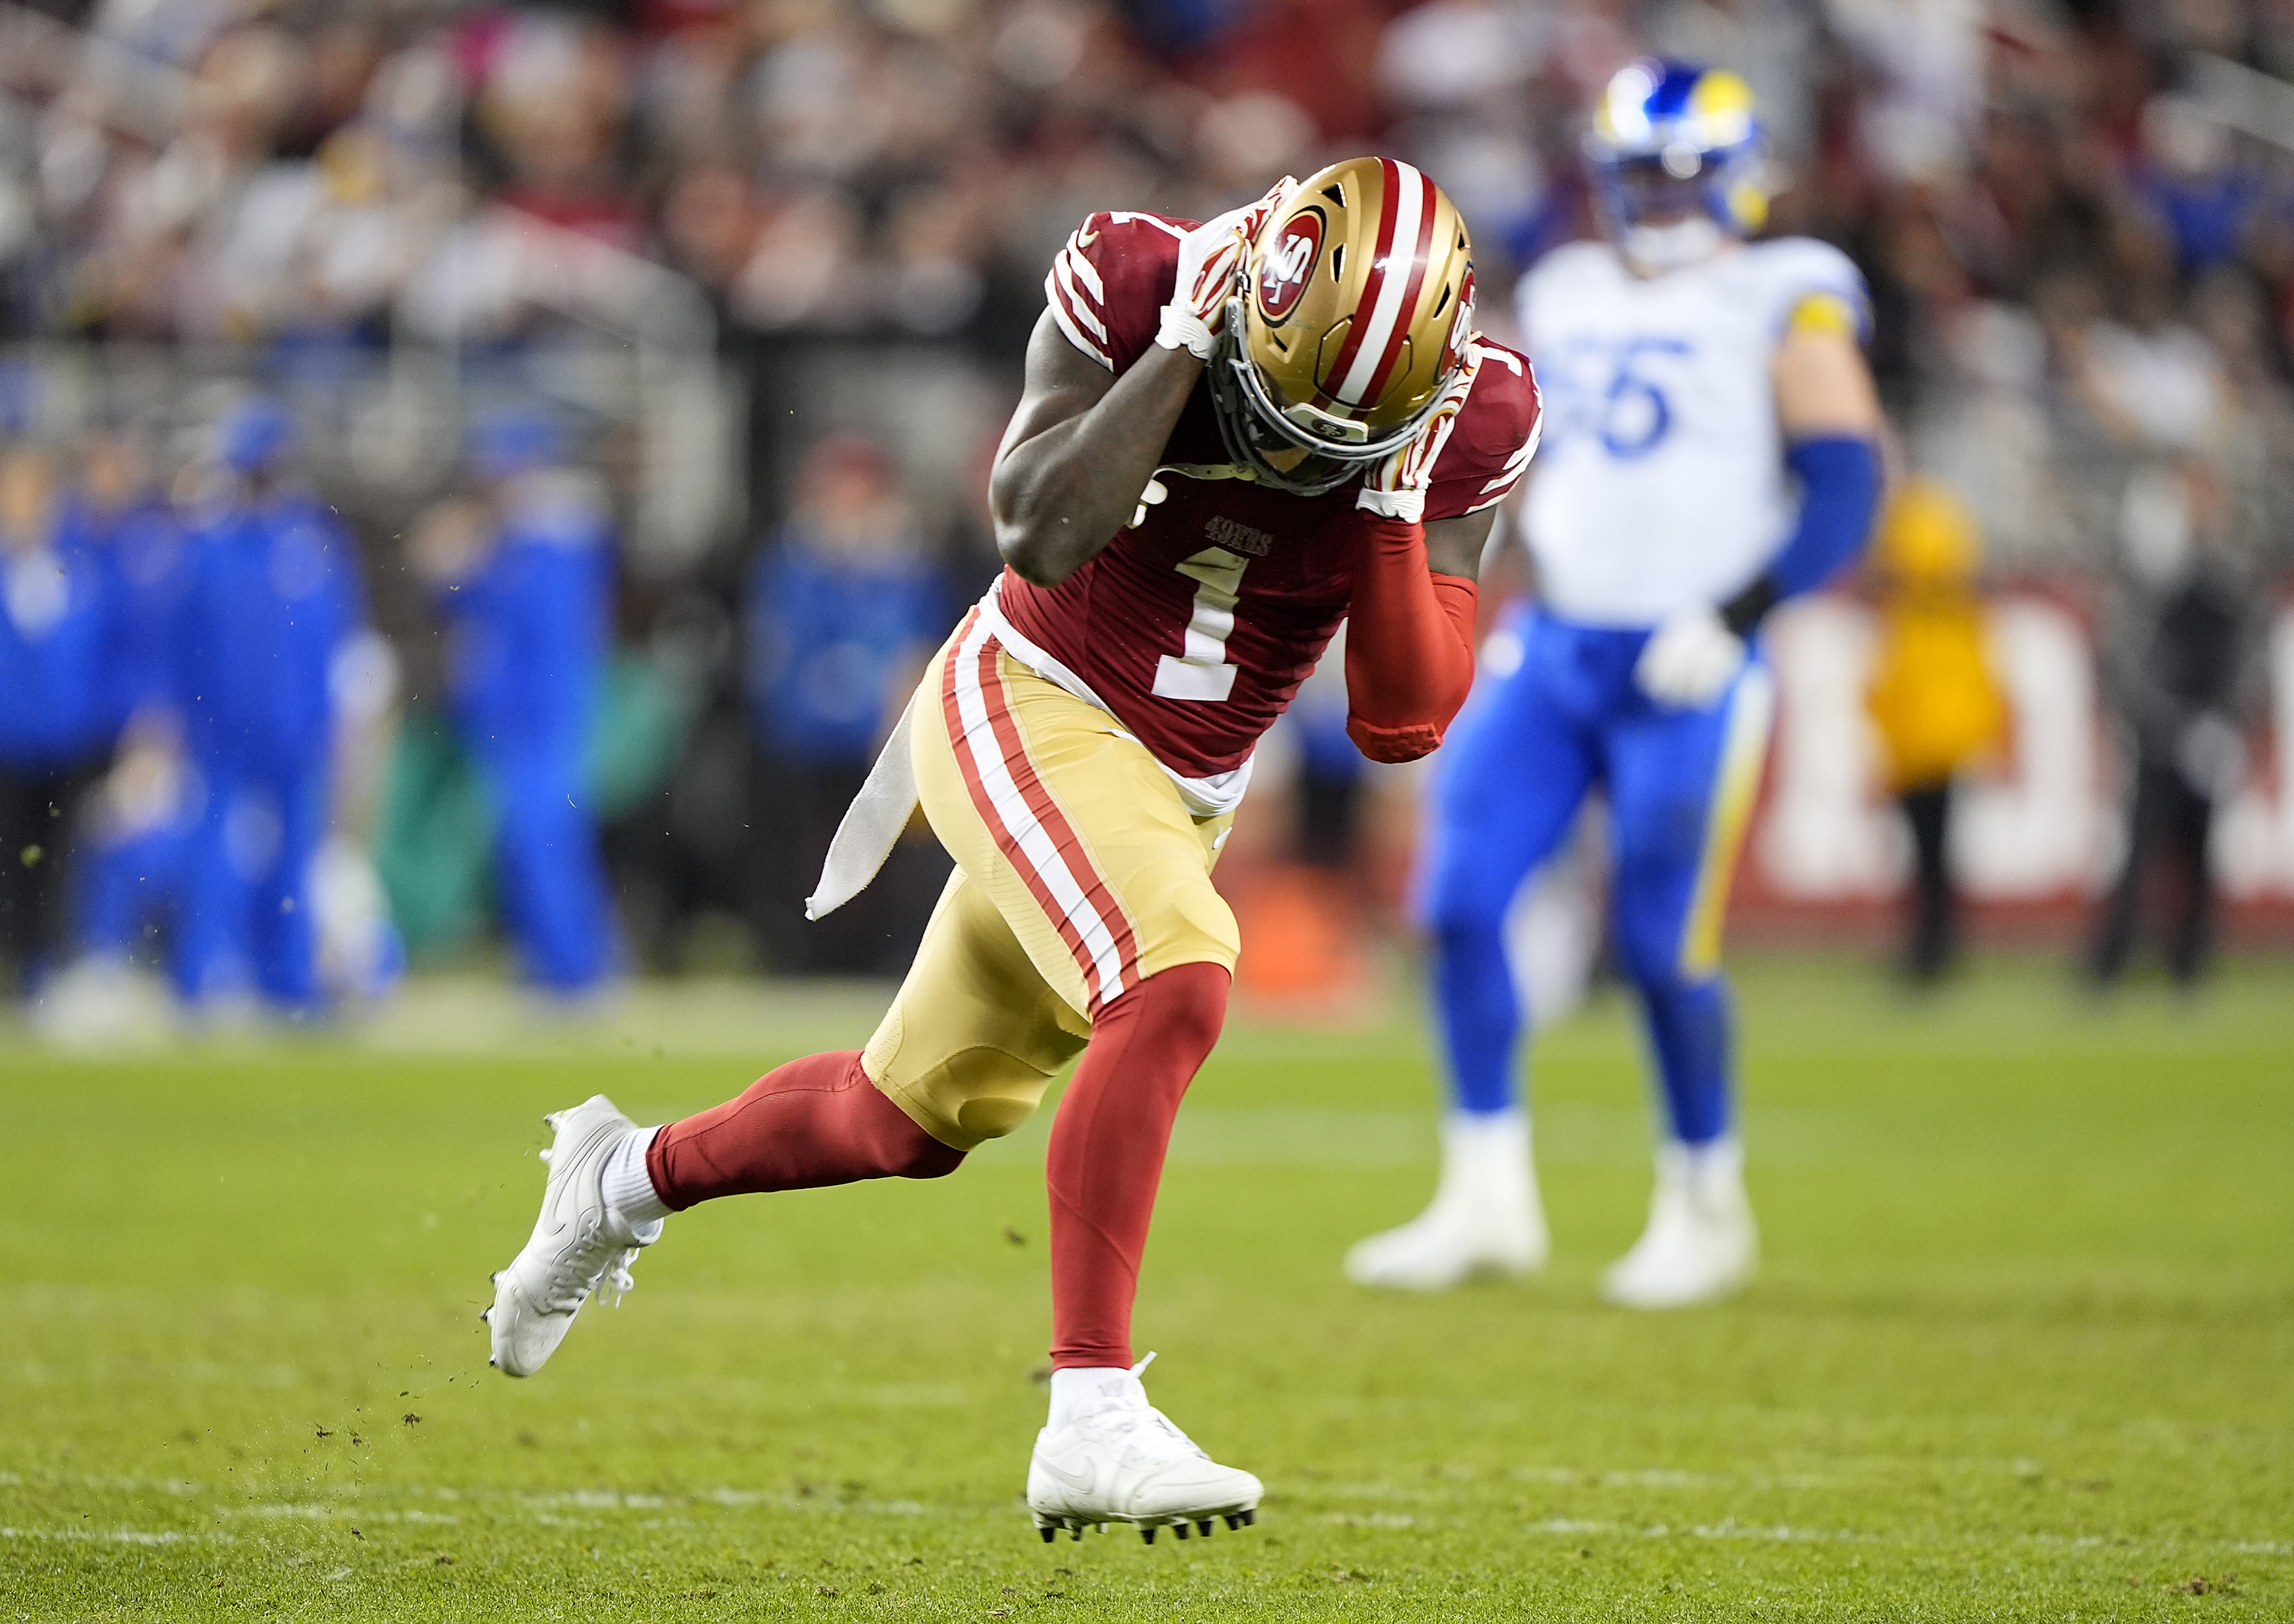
[1321,158,1404,406]
[1357,173,1440,408]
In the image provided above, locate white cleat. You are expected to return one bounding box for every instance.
[1026,1356,1262,1543]
[1344,1110,1548,1291]
[484,1094,661,1377]
[1600,1137,1757,1310]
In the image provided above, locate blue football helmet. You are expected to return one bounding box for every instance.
[1586,60,1769,270]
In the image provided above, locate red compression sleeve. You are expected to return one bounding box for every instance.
[646,1051,962,1209]
[1343,515,1480,763]
[1047,962,1230,1369]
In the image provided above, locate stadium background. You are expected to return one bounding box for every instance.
[6,0,2294,1005]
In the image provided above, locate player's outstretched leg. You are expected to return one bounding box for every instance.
[484,1051,962,1376]
[485,1095,664,1376]
[1026,962,1261,1538]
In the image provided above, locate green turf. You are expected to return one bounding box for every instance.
[4,954,2290,1620]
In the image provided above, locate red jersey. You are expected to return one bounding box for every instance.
[1007,210,1542,779]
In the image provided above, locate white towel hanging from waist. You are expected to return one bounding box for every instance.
[804,693,919,921]
[807,590,1258,918]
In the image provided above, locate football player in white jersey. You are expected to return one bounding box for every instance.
[1348,61,1884,1307]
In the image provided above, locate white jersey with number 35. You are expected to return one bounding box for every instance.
[1515,238,1868,629]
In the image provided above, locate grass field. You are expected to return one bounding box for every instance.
[3,953,2290,1621]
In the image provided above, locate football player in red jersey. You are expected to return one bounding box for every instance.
[481,158,1542,1541]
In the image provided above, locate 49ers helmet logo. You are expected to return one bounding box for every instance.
[1256,210,1324,323]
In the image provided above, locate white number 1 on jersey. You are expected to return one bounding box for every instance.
[1152,546,1250,702]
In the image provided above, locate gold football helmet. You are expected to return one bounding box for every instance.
[1212,156,1476,495]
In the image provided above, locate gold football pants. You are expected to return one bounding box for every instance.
[860,610,1240,1152]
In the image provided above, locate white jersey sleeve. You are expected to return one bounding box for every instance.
[1743,237,1870,342]
[1514,238,1870,629]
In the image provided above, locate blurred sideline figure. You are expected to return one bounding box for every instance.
[2087,460,2249,989]
[169,398,369,1017]
[0,444,122,999]
[743,434,953,975]
[40,427,200,1033]
[414,407,618,1001]
[1863,478,2006,983]
[37,411,401,1036]
[1350,63,1883,1307]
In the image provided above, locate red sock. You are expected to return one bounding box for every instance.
[645,1051,963,1210]
[1046,962,1230,1369]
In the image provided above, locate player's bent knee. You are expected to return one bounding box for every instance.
[871,1042,1067,1155]
[896,1136,966,1181]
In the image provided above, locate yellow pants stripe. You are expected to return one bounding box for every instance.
[1678,666,1776,979]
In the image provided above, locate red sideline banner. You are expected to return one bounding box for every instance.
[1737,590,2294,944]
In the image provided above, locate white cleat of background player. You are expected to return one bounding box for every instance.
[1600,1137,1758,1309]
[1344,1110,1548,1291]
[1026,1355,1262,1542]
[484,1093,661,1377]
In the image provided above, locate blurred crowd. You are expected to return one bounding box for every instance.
[3,0,2292,1022]
[0,389,969,1026]
[6,0,2294,563]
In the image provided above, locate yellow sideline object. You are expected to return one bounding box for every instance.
[860,618,1238,1152]
[1863,479,2006,792]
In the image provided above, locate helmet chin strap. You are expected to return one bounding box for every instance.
[1623,216,1726,274]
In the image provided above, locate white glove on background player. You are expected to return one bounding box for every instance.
[1635,605,1746,709]
[1156,177,1296,360]
[1355,343,1483,524]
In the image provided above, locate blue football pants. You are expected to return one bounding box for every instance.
[1417,608,1774,1147]
[78,815,197,959]
[175,762,327,1012]
[479,742,615,996]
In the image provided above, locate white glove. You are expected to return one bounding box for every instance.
[1156,177,1295,361]
[1355,343,1483,523]
[1635,606,1745,709]
[1129,475,1168,529]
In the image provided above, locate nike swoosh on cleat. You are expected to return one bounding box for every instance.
[1037,1458,1096,1496]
